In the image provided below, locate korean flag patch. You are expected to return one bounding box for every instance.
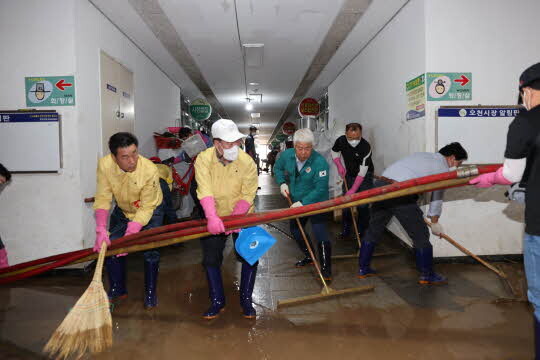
[319,170,327,177]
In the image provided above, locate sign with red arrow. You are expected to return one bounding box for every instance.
[25,76,76,106]
[427,72,472,101]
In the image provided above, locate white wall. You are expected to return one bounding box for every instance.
[75,0,181,247]
[421,0,540,256]
[0,0,181,264]
[328,0,540,256]
[328,0,427,247]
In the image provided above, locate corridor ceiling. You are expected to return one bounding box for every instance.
[90,0,409,143]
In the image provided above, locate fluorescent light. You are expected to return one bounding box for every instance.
[243,44,264,67]
[249,82,260,86]
[250,113,260,118]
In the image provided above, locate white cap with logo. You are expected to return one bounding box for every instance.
[211,119,246,142]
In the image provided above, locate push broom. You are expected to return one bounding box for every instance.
[277,194,374,308]
[43,242,112,359]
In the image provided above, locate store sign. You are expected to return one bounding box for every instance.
[189,98,212,121]
[298,98,320,117]
[25,76,75,107]
[282,121,296,135]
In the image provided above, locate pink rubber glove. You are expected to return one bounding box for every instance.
[200,196,225,235]
[0,248,9,268]
[345,176,364,195]
[93,209,111,253]
[333,157,346,178]
[226,199,252,234]
[469,167,512,188]
[115,221,143,257]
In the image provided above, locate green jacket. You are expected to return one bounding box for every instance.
[274,148,329,205]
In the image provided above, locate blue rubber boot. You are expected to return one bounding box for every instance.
[144,258,159,309]
[357,241,377,279]
[105,256,128,301]
[415,246,447,285]
[203,266,226,319]
[535,316,540,360]
[239,263,258,319]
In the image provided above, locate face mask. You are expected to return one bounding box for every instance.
[222,145,239,161]
[348,139,360,147]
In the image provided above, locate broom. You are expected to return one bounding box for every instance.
[43,242,112,359]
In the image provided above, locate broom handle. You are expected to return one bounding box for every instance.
[286,194,330,292]
[424,220,508,279]
[92,243,108,282]
[343,178,362,249]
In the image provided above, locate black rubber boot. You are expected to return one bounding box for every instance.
[203,266,226,319]
[318,242,332,281]
[293,232,315,267]
[239,263,258,319]
[143,258,159,309]
[105,256,128,301]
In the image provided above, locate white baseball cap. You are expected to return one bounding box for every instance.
[211,119,246,142]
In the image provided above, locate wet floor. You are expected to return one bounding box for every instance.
[0,173,533,359]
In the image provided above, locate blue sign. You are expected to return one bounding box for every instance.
[0,111,59,123]
[438,108,520,118]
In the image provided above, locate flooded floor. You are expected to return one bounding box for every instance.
[0,173,533,359]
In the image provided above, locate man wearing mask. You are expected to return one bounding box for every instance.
[93,132,164,309]
[274,128,332,281]
[357,142,468,285]
[331,122,374,240]
[469,63,540,358]
[195,119,259,319]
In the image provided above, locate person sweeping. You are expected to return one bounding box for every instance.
[274,128,332,281]
[93,132,165,309]
[195,119,259,319]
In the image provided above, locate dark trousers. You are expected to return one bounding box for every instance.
[109,203,164,262]
[190,177,203,219]
[290,213,330,245]
[342,172,374,237]
[159,178,177,223]
[200,233,258,267]
[363,179,430,249]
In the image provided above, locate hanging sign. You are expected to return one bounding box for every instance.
[25,76,75,107]
[427,72,472,101]
[189,98,212,121]
[282,121,297,135]
[405,74,425,120]
[276,134,288,142]
[298,98,320,117]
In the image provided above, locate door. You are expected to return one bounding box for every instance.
[100,51,134,155]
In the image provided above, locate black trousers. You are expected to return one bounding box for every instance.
[342,172,374,237]
[200,233,257,267]
[362,180,430,249]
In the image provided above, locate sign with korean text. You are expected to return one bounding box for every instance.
[189,98,212,121]
[25,76,75,107]
[298,98,320,117]
[427,72,472,101]
[438,107,520,118]
[282,121,297,135]
[406,74,425,120]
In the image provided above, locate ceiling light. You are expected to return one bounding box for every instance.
[242,44,264,67]
[245,101,254,111]
[250,113,260,118]
[249,82,259,86]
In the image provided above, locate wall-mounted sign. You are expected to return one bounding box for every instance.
[189,98,212,121]
[25,76,75,107]
[282,121,297,135]
[427,72,472,101]
[298,98,320,117]
[405,74,425,120]
[276,134,288,142]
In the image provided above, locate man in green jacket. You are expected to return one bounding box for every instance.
[274,128,332,280]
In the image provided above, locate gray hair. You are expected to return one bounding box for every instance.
[293,128,314,144]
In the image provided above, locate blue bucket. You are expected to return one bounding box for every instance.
[235,226,277,265]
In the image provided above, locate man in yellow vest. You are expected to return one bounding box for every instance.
[195,119,259,319]
[93,132,164,309]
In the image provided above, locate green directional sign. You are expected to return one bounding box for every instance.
[426,72,472,101]
[25,75,75,107]
[276,134,288,142]
[190,98,212,121]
